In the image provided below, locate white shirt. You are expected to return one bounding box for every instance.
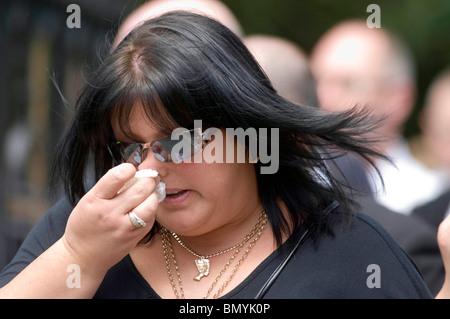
[368,139,450,215]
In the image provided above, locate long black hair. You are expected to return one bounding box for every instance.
[52,11,385,246]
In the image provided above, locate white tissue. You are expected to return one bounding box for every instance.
[134,169,159,179]
[155,181,166,203]
[134,169,166,202]
[118,169,166,202]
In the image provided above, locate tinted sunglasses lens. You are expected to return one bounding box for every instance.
[150,140,170,162]
[150,136,185,163]
[118,143,143,166]
[150,129,202,163]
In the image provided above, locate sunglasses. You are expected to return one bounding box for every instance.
[110,128,206,166]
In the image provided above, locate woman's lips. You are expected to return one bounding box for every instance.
[163,189,190,204]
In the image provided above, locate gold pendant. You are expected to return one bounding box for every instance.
[194,258,210,281]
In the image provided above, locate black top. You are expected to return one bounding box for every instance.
[0,197,433,299]
[330,155,445,296]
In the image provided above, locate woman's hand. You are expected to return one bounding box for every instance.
[0,163,160,298]
[62,163,159,274]
[436,214,450,298]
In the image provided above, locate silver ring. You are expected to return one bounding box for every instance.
[128,211,147,228]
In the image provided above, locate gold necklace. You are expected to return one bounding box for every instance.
[164,210,267,281]
[160,211,268,299]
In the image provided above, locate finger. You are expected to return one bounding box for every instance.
[91,163,136,200]
[127,192,159,230]
[115,176,158,213]
[438,216,450,259]
[118,169,161,194]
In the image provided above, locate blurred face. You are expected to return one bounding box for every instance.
[310,26,413,141]
[111,103,262,237]
[422,81,450,167]
[312,33,389,113]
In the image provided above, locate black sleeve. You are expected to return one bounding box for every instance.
[0,198,73,288]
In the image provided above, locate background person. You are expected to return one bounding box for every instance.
[410,68,450,228]
[113,0,243,48]
[243,34,317,107]
[310,20,421,215]
[245,33,445,295]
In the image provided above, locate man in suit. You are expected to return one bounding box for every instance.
[244,31,445,295]
[310,20,422,215]
[331,154,445,295]
[409,68,450,229]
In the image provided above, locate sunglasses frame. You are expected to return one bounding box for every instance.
[111,127,207,166]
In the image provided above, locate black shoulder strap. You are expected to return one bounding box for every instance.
[254,200,339,299]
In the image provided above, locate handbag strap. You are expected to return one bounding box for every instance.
[254,200,339,299]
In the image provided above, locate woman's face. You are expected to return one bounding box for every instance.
[112,103,261,237]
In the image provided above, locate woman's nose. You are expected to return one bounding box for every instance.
[138,152,169,178]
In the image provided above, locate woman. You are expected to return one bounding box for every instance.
[0,11,433,298]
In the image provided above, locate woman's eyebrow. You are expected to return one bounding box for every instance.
[114,130,145,143]
[116,128,173,144]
